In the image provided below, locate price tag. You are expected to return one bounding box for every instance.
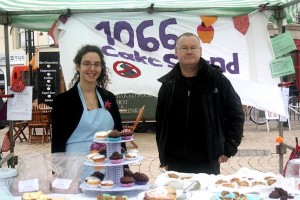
[52,178,72,189]
[18,178,39,192]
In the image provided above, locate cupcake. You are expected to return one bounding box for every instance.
[133,172,149,185]
[87,153,100,161]
[94,131,109,140]
[125,150,139,160]
[120,129,133,140]
[109,152,123,164]
[85,176,100,188]
[92,154,106,164]
[99,180,115,189]
[120,176,135,187]
[107,130,121,142]
[90,142,105,153]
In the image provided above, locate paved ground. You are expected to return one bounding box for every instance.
[1,119,300,184]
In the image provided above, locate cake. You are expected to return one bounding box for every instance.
[94,131,109,140]
[125,150,138,160]
[120,176,135,187]
[109,151,123,164]
[90,142,105,153]
[107,130,121,141]
[85,176,101,188]
[120,129,133,140]
[99,180,115,189]
[97,194,127,200]
[22,191,47,200]
[133,172,149,185]
[87,152,100,161]
[144,186,176,200]
[92,154,106,163]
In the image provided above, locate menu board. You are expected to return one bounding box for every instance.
[37,51,60,107]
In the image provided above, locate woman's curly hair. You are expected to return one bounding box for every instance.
[69,45,110,91]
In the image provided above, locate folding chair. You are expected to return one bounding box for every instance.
[28,107,51,143]
[13,121,28,142]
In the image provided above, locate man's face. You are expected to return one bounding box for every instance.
[175,35,202,66]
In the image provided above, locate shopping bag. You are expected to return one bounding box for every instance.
[283,137,300,176]
[1,131,10,152]
[10,76,26,92]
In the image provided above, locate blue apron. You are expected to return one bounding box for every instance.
[66,83,114,153]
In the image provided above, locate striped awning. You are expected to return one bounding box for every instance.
[0,0,299,31]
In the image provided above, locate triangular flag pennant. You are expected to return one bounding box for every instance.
[233,15,250,35]
[29,50,39,70]
[10,76,26,92]
[48,19,60,47]
[200,16,218,27]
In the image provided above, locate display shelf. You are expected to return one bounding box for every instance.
[83,136,146,195]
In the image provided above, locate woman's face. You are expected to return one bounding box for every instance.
[76,52,102,84]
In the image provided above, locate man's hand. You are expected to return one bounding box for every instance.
[218,155,229,163]
[159,165,168,173]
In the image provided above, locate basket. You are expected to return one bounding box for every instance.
[0,168,17,191]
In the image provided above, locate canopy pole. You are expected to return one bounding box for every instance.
[274,8,286,174]
[3,24,15,168]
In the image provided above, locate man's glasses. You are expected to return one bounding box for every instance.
[179,47,200,53]
[81,62,102,68]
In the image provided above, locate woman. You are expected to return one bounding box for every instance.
[51,44,124,153]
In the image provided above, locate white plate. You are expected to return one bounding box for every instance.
[80,182,151,192]
[84,156,144,167]
[85,158,107,165]
[137,190,188,200]
[93,138,133,143]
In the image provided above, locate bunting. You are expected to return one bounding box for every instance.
[48,20,60,47]
[233,14,250,35]
[197,16,218,44]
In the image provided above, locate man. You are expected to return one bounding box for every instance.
[155,32,244,174]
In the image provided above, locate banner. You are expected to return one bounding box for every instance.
[58,10,286,117]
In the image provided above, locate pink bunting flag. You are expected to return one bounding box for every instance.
[233,15,250,35]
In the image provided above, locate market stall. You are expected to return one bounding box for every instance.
[4,167,300,200]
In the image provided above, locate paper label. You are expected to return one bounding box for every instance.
[52,178,72,189]
[18,178,39,192]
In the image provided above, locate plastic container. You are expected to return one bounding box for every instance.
[0,168,17,191]
[285,159,300,190]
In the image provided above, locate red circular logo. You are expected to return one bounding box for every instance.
[113,61,141,78]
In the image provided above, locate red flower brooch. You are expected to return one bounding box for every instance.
[105,100,111,110]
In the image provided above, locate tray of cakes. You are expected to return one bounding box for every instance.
[154,170,210,190]
[208,168,292,195]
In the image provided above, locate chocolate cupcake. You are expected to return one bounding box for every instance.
[120,130,133,140]
[107,130,121,142]
[120,176,135,187]
[109,151,123,164]
[133,172,149,185]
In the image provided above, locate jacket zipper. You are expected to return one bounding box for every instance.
[186,90,190,127]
